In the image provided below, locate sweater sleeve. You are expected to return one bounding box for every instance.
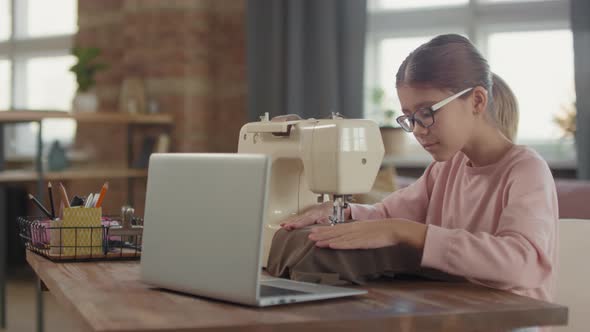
[349,162,438,222]
[421,158,558,290]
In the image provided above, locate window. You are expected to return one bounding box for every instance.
[0,60,9,110]
[368,36,431,126]
[26,0,77,38]
[488,30,574,141]
[480,0,554,3]
[24,55,76,110]
[366,0,575,160]
[371,0,468,11]
[0,0,9,41]
[0,0,78,157]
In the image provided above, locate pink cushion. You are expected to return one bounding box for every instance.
[555,179,590,219]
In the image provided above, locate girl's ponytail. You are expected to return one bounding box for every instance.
[491,73,519,142]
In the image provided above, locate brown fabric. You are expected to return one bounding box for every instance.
[267,225,466,285]
[268,225,455,285]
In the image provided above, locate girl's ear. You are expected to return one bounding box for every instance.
[472,86,488,115]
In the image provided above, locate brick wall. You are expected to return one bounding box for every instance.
[70,0,247,215]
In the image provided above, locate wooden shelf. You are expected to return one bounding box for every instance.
[0,168,148,183]
[0,110,173,125]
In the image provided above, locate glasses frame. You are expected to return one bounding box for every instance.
[396,87,474,133]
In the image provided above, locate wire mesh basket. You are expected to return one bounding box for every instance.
[17,216,142,262]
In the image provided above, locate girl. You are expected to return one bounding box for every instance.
[281,34,558,306]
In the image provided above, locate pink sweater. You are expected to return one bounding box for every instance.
[350,145,558,302]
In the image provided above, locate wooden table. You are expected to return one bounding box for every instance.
[26,251,568,332]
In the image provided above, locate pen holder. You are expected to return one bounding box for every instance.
[62,207,103,256]
[49,219,63,255]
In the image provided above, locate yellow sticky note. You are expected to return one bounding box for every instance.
[62,207,103,256]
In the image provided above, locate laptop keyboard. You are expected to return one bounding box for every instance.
[259,285,309,297]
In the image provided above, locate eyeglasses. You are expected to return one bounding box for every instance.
[396,87,474,133]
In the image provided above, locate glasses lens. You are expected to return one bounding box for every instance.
[396,116,413,132]
[415,108,434,128]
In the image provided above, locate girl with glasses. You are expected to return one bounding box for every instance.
[280,34,557,308]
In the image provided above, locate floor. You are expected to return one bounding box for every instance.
[3,266,86,332]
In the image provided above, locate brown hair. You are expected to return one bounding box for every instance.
[396,34,519,141]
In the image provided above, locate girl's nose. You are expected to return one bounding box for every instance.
[412,121,429,137]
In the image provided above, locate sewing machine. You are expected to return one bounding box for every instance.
[238,113,385,266]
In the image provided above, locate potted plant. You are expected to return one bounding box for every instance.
[69,47,107,112]
[371,87,406,156]
[553,101,576,139]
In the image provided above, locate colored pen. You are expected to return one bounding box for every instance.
[47,182,55,219]
[28,194,53,219]
[85,193,94,208]
[92,193,100,207]
[95,182,109,208]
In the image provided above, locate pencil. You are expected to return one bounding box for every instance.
[47,182,55,219]
[58,201,65,219]
[28,194,53,219]
[95,182,109,208]
[59,182,71,208]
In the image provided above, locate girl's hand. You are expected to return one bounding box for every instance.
[308,219,427,250]
[280,202,351,231]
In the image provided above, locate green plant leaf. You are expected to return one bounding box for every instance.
[70,47,108,92]
[384,109,395,118]
[371,87,385,106]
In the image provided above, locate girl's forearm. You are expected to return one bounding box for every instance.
[394,219,427,249]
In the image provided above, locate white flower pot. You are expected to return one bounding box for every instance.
[72,92,99,112]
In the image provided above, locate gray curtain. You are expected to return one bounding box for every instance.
[572,0,590,179]
[246,0,367,121]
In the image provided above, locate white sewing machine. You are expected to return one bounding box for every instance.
[238,113,385,266]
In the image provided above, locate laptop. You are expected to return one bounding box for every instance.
[140,153,367,306]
